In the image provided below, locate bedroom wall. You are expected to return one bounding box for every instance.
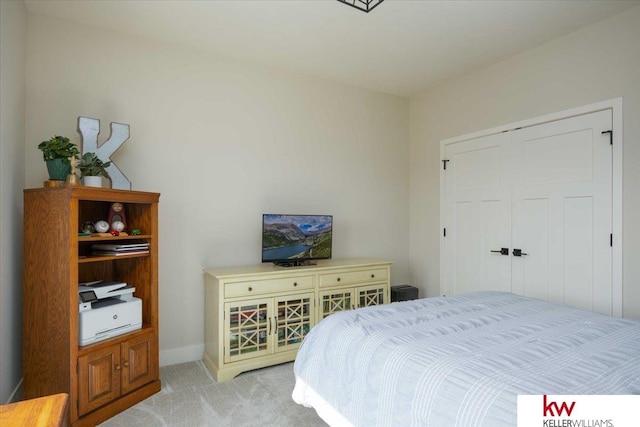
[409,5,640,319]
[24,13,410,364]
[0,0,27,403]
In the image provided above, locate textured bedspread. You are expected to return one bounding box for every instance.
[292,292,640,426]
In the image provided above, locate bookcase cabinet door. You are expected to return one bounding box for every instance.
[122,331,157,394]
[78,344,121,417]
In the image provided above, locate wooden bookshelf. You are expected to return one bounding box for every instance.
[23,186,161,426]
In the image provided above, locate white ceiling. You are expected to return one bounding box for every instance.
[24,0,639,98]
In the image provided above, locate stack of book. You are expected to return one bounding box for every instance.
[91,243,149,256]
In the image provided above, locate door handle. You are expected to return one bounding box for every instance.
[512,249,528,257]
[490,248,509,256]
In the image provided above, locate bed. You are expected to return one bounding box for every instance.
[292,291,640,426]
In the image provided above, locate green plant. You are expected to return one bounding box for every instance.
[37,135,79,162]
[78,152,111,178]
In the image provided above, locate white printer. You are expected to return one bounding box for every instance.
[78,280,142,346]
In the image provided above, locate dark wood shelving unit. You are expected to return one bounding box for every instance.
[23,186,161,427]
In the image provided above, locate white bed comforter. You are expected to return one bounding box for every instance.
[292,292,640,426]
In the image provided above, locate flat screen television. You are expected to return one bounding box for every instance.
[262,214,333,266]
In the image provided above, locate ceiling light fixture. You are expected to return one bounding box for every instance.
[337,0,385,13]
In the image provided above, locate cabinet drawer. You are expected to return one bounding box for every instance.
[225,276,314,298]
[319,268,388,288]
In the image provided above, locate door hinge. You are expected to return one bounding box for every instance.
[442,159,449,170]
[602,130,613,145]
[610,233,613,247]
[443,228,447,237]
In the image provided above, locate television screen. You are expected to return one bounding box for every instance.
[262,214,333,265]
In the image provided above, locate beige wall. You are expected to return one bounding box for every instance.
[24,13,410,364]
[0,0,27,403]
[409,6,640,319]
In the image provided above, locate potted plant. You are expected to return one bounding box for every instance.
[37,135,80,180]
[78,152,111,187]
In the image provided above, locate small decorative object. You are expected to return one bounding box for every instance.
[81,221,95,234]
[65,155,80,186]
[78,152,111,188]
[78,116,132,190]
[108,202,127,230]
[110,230,120,236]
[94,220,110,233]
[111,220,125,232]
[37,135,80,181]
[132,229,141,236]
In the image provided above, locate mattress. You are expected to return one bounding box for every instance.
[292,291,640,426]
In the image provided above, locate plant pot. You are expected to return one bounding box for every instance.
[83,176,102,188]
[45,158,71,181]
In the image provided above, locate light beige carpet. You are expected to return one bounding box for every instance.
[98,361,326,426]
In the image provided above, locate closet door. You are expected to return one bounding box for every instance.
[511,110,612,314]
[442,132,512,297]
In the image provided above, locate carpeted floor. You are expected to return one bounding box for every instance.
[98,360,327,426]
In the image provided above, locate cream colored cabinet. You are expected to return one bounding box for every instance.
[204,258,391,382]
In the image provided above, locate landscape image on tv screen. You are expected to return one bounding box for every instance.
[262,214,332,263]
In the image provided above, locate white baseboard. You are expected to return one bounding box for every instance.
[159,344,205,367]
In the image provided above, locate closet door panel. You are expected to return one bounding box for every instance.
[443,133,511,296]
[511,110,612,314]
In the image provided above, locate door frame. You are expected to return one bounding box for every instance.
[439,98,623,316]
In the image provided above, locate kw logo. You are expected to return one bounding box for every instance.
[543,395,576,417]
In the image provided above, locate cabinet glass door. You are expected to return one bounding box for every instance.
[357,284,386,308]
[275,293,314,353]
[225,299,271,363]
[319,289,353,319]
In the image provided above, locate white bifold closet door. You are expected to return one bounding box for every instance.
[442,110,613,315]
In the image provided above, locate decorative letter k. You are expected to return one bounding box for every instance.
[77,116,132,190]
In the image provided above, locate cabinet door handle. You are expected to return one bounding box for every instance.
[268,317,272,335]
[115,364,121,371]
[123,361,129,368]
[293,282,297,287]
[248,287,253,292]
[371,274,375,278]
[337,277,341,282]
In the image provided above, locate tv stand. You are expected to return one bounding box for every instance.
[203,258,392,382]
[273,260,317,267]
